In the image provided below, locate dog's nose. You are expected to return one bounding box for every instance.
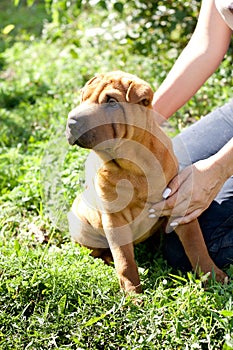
[66,104,96,146]
[67,107,80,121]
[66,115,78,145]
[68,103,96,121]
[66,104,84,142]
[66,109,86,145]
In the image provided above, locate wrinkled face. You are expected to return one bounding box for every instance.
[66,71,154,149]
[80,71,153,106]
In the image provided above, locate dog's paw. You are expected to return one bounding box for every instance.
[201,269,229,284]
[216,270,229,284]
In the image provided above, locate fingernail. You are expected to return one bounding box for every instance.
[165,226,174,234]
[163,188,171,199]
[170,221,178,228]
[148,214,157,219]
[148,208,155,213]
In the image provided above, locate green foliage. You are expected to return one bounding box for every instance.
[0,1,50,53]
[33,0,233,121]
[39,0,200,60]
[0,1,233,348]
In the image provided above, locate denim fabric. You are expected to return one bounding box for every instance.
[164,194,233,270]
[164,100,233,270]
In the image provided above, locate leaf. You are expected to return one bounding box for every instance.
[169,273,187,283]
[83,314,106,327]
[27,0,35,6]
[219,310,233,318]
[83,305,116,327]
[113,2,124,13]
[98,1,107,10]
[14,239,21,255]
[58,294,67,315]
[14,0,20,5]
[43,302,50,319]
[2,25,15,35]
[70,48,79,59]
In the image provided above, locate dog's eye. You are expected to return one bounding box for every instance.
[107,97,118,105]
[141,99,150,107]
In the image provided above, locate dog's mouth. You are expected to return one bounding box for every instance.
[66,119,126,150]
[72,129,99,149]
[66,119,101,148]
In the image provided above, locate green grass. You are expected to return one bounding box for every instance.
[1,238,233,349]
[1,1,233,349]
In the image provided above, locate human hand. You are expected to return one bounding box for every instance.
[148,158,225,229]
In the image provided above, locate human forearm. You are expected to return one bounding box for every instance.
[210,137,233,182]
[152,0,232,119]
[152,47,220,118]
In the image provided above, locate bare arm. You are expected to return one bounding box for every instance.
[153,0,232,119]
[212,137,233,181]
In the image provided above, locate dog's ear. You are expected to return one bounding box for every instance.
[80,75,101,102]
[126,81,153,107]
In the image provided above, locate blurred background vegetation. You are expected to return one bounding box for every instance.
[1,0,232,126]
[0,0,232,221]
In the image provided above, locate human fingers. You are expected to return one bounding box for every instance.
[148,193,179,218]
[168,208,203,229]
[150,184,192,218]
[148,176,180,216]
[148,167,194,218]
[162,174,180,199]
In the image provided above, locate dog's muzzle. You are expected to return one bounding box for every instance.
[66,102,149,150]
[66,102,124,149]
[66,104,97,147]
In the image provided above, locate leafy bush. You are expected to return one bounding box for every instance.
[39,0,233,123]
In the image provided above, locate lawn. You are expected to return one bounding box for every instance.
[1,1,233,349]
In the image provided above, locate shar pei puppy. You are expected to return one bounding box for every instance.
[66,71,227,293]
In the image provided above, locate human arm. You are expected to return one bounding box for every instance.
[150,137,233,226]
[152,0,232,119]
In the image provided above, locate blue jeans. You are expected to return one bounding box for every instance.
[164,99,233,270]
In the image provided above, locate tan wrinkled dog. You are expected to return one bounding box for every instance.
[66,71,227,293]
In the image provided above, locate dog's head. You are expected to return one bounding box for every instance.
[80,71,153,107]
[66,71,154,149]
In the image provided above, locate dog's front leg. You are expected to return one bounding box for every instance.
[102,213,142,293]
[110,243,142,293]
[175,219,228,282]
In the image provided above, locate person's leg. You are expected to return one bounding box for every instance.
[172,99,233,170]
[199,180,233,268]
[164,179,233,271]
[164,100,233,271]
